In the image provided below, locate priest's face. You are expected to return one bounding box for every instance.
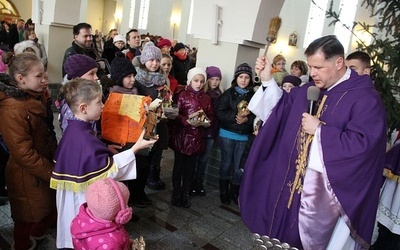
[307,50,345,89]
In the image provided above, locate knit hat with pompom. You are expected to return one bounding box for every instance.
[140,42,162,64]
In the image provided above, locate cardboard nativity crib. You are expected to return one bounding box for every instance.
[101,93,154,146]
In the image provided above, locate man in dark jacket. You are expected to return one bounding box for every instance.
[62,23,101,77]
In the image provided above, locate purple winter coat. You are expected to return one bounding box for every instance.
[169,85,213,155]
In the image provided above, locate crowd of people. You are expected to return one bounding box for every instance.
[0,17,399,250]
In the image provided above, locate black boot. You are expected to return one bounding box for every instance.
[171,181,182,207]
[181,192,191,208]
[171,187,182,207]
[147,165,165,190]
[219,180,230,205]
[230,184,240,205]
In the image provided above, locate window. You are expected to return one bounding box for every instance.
[138,0,150,30]
[303,0,329,48]
[0,0,20,23]
[128,0,136,29]
[187,0,194,34]
[304,0,358,51]
[333,0,358,53]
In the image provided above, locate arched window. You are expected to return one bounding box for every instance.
[0,0,20,23]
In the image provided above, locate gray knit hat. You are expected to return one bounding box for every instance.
[140,42,162,64]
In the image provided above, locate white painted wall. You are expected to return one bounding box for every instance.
[86,0,105,32]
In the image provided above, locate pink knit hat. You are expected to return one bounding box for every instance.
[86,178,132,224]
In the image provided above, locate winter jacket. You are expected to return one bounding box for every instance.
[169,86,214,155]
[171,56,191,85]
[216,87,255,135]
[71,203,131,250]
[0,75,57,223]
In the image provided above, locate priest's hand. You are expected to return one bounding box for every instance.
[301,113,321,135]
[255,56,272,82]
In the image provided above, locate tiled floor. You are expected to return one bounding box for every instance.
[0,116,256,249]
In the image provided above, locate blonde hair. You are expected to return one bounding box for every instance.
[2,52,42,86]
[61,78,102,114]
[203,78,221,92]
[272,54,286,66]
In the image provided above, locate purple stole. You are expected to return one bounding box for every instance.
[50,119,116,192]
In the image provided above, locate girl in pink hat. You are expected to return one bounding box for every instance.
[71,178,139,249]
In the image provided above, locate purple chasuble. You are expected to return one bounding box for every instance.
[51,119,114,192]
[239,71,386,249]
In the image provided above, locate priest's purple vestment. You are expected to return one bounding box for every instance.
[239,70,386,249]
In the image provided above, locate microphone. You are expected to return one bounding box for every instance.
[307,86,320,115]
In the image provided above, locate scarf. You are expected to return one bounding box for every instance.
[235,86,249,95]
[109,85,138,95]
[135,67,166,88]
[174,51,187,60]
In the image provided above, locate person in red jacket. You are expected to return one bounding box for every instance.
[169,67,213,208]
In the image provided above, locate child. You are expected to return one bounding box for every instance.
[102,34,126,64]
[271,54,289,86]
[23,28,48,68]
[13,39,56,142]
[157,38,172,55]
[50,78,157,249]
[109,55,138,95]
[172,42,192,85]
[281,75,301,93]
[290,60,309,84]
[71,178,133,249]
[103,55,152,210]
[134,42,170,196]
[56,54,99,133]
[160,53,178,93]
[0,52,57,249]
[215,63,255,205]
[169,67,213,208]
[190,66,223,196]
